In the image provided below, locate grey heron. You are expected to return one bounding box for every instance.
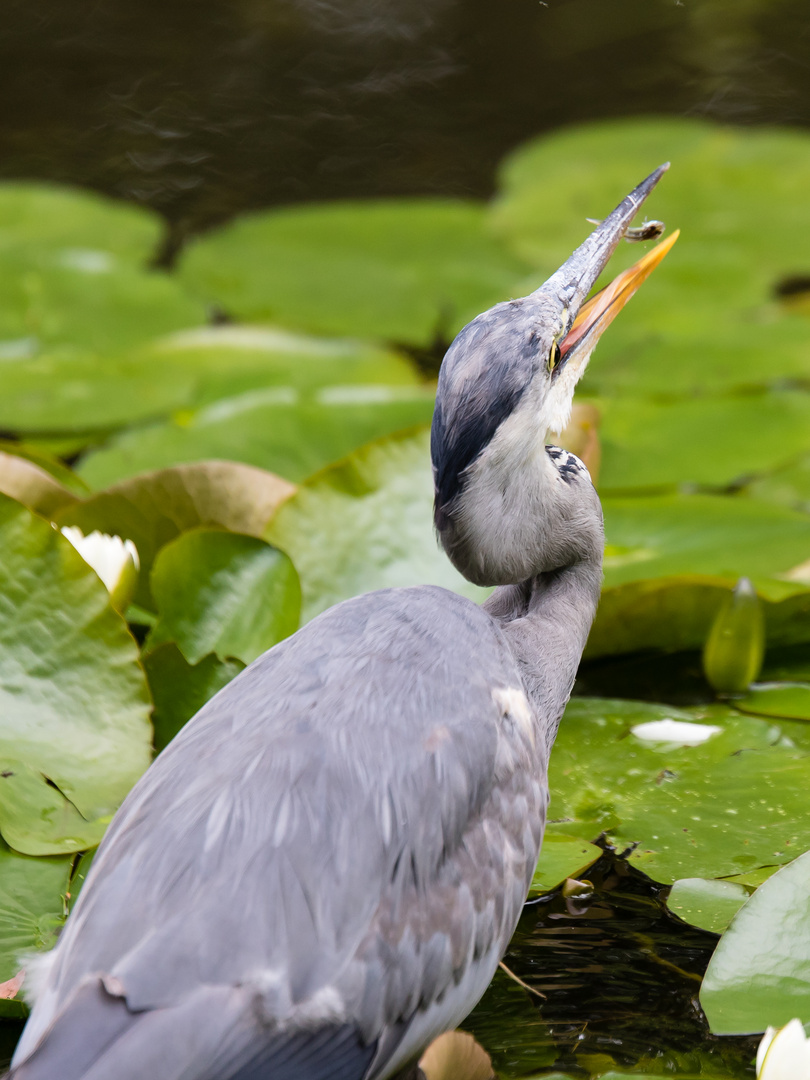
[9,166,675,1080]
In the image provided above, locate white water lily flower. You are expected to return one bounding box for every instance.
[630,718,722,745]
[60,526,139,609]
[757,1019,810,1078]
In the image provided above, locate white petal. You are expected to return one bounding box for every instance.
[758,1019,810,1079]
[60,526,139,594]
[631,719,722,745]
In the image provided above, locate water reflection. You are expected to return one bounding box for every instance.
[464,856,759,1077]
[3,0,810,245]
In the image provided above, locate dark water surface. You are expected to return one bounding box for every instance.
[465,856,759,1078]
[4,0,810,251]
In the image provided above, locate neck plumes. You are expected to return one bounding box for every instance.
[436,441,604,740]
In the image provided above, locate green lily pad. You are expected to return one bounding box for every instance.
[0,493,152,855]
[76,387,437,489]
[701,849,810,1033]
[736,683,810,721]
[0,182,162,264]
[529,835,603,896]
[56,460,296,609]
[128,325,422,407]
[601,495,810,589]
[492,118,810,397]
[597,390,810,493]
[265,427,486,623]
[147,529,300,665]
[722,865,780,889]
[587,575,810,660]
[0,326,422,438]
[0,839,71,983]
[178,199,531,346]
[143,644,243,753]
[550,698,810,884]
[0,256,206,370]
[666,877,750,934]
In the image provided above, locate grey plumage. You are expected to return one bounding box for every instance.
[9,165,670,1080]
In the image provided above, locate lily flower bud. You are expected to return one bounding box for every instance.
[60,526,139,611]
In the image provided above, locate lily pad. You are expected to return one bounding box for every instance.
[143,644,243,752]
[550,698,810,884]
[147,529,300,665]
[0,840,71,983]
[0,182,162,264]
[0,493,152,855]
[0,256,206,368]
[529,835,603,896]
[601,495,810,590]
[0,452,79,518]
[597,390,810,493]
[492,118,810,397]
[76,387,437,489]
[128,325,422,407]
[701,849,810,1033]
[265,427,486,623]
[587,575,810,660]
[178,199,531,346]
[736,682,810,721]
[666,877,750,934]
[56,460,296,609]
[0,326,423,437]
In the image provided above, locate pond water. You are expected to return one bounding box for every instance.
[3,1,810,1075]
[4,0,810,251]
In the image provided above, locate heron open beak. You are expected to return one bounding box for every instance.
[559,229,680,360]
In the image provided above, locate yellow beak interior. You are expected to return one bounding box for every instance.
[560,229,680,358]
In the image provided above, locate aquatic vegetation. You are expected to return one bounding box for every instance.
[3,117,810,1073]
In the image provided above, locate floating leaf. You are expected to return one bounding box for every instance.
[148,529,300,665]
[736,683,810,721]
[0,258,206,369]
[77,388,437,489]
[701,849,810,1033]
[0,494,152,854]
[266,427,485,622]
[0,452,79,517]
[0,839,71,982]
[587,575,810,660]
[597,390,810,493]
[492,119,810,397]
[0,182,162,264]
[601,495,810,590]
[0,327,422,437]
[550,698,810,884]
[666,877,750,934]
[56,460,296,609]
[178,199,531,346]
[142,644,243,752]
[529,835,603,896]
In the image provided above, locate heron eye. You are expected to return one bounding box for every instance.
[548,341,562,373]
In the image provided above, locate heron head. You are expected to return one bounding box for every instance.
[432,165,678,585]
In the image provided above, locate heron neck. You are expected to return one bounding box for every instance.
[483,555,601,753]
